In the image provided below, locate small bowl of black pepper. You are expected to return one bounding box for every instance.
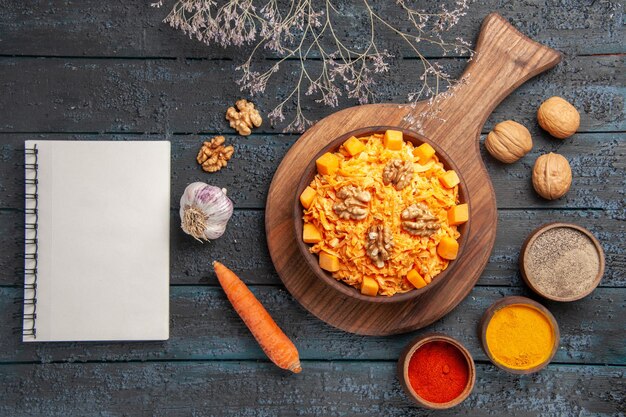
[520,222,605,302]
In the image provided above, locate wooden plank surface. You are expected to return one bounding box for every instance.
[0,0,623,57]
[0,133,623,211]
[0,208,624,288]
[0,286,624,364]
[0,361,623,417]
[0,1,624,415]
[0,55,623,134]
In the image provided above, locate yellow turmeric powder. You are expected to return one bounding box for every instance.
[485,304,555,370]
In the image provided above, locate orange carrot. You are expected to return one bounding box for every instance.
[213,261,302,373]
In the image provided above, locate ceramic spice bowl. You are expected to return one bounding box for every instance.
[520,222,605,302]
[397,333,476,409]
[480,296,560,374]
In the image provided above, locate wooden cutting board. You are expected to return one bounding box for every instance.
[265,13,561,336]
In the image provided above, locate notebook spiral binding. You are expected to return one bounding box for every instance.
[22,145,39,339]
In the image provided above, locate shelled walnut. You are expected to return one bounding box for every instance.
[225,99,262,136]
[333,186,371,220]
[366,224,394,268]
[196,136,235,172]
[383,159,413,190]
[401,203,440,237]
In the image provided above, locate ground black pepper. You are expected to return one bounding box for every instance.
[525,227,601,299]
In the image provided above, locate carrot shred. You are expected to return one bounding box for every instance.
[213,261,302,373]
[302,134,461,296]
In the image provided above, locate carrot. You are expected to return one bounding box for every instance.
[213,261,302,373]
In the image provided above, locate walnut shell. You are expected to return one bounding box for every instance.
[537,97,580,139]
[485,120,533,163]
[532,152,572,200]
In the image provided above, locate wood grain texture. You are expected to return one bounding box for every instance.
[0,0,623,57]
[267,14,562,335]
[0,361,624,416]
[0,1,624,414]
[2,286,624,365]
[0,55,622,134]
[0,133,624,211]
[1,209,623,288]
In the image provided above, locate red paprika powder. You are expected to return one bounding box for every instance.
[407,341,469,403]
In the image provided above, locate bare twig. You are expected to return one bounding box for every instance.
[160,0,473,132]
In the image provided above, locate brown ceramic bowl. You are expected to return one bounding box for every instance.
[397,333,476,409]
[479,296,560,374]
[520,222,605,302]
[293,126,469,303]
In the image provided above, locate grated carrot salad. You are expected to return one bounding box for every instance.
[302,133,461,296]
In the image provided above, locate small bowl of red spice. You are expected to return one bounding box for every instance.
[397,333,475,409]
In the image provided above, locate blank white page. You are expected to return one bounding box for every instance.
[23,141,170,342]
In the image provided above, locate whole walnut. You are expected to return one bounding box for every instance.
[532,152,572,200]
[537,97,580,139]
[485,120,533,163]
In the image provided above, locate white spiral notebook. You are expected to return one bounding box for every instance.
[23,141,171,342]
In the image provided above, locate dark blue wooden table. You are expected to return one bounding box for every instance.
[0,1,624,415]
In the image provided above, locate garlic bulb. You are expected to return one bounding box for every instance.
[179,182,234,241]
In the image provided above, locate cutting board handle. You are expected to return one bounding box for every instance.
[407,13,562,152]
[462,13,562,120]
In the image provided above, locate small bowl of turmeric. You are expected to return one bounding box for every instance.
[479,296,560,374]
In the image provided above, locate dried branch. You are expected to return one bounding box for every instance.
[159,0,473,132]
